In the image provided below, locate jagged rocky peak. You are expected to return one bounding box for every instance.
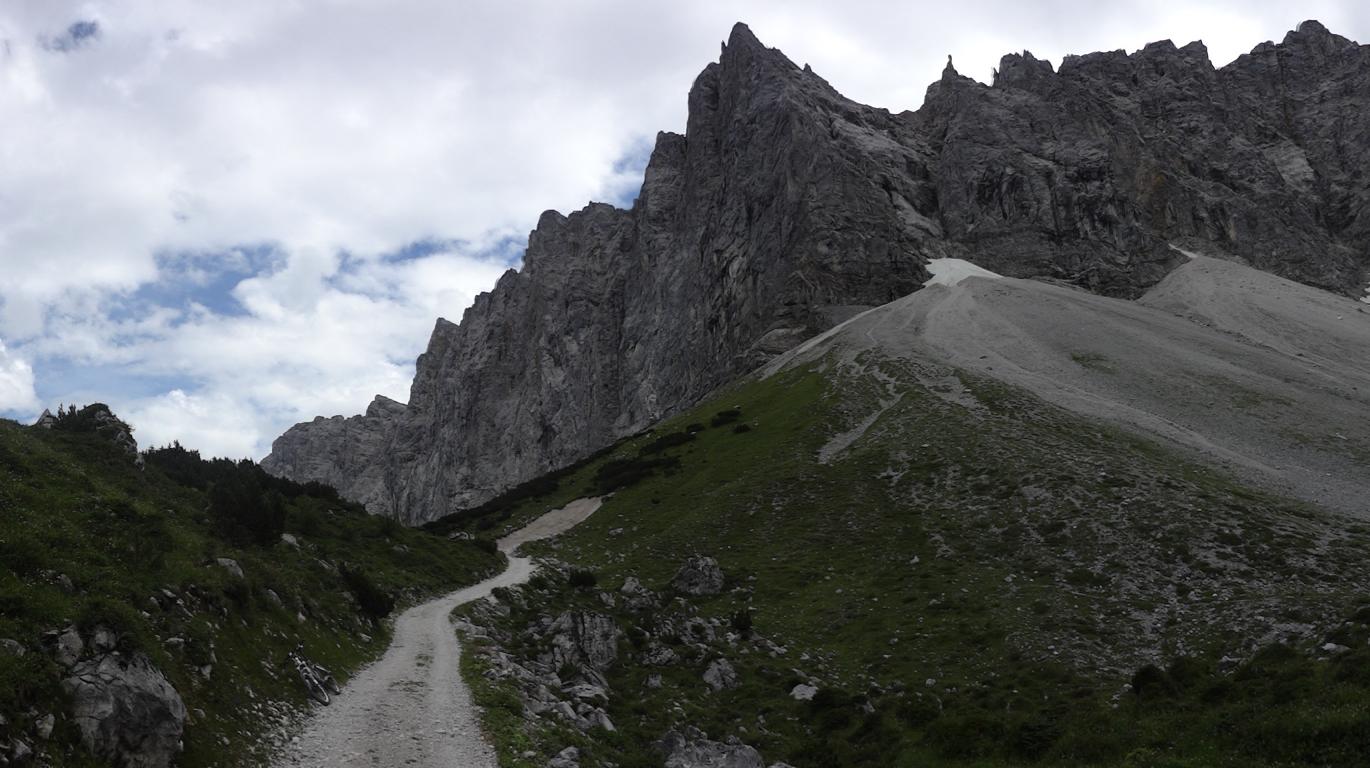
[993,50,1054,88]
[265,20,1370,524]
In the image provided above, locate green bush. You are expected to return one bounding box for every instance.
[710,409,742,427]
[640,431,695,455]
[339,563,394,621]
[209,474,285,547]
[568,569,598,589]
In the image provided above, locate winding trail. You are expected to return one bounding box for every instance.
[274,497,603,768]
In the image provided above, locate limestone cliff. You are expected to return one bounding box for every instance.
[264,22,1370,523]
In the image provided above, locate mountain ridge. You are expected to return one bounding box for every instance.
[263,20,1370,523]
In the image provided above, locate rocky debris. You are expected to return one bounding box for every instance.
[61,651,187,768]
[672,556,725,596]
[641,643,679,667]
[657,726,766,768]
[265,21,1370,526]
[703,658,738,691]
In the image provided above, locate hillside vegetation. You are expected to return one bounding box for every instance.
[449,354,1370,768]
[0,406,501,766]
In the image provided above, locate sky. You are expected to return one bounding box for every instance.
[1,1,1366,460]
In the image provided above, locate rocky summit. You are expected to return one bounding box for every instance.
[264,21,1370,524]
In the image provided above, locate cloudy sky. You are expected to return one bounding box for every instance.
[2,1,1365,459]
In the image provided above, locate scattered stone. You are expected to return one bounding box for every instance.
[646,674,664,690]
[672,556,725,597]
[658,726,765,768]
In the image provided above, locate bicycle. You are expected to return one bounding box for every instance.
[288,644,341,705]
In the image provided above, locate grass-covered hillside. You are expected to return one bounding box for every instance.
[448,352,1370,768]
[0,405,501,767]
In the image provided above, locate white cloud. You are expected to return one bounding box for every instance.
[0,341,40,416]
[1,1,1364,458]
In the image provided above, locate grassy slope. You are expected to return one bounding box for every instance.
[0,419,501,766]
[453,351,1370,767]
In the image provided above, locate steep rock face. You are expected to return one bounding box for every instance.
[265,21,1370,523]
[263,395,404,512]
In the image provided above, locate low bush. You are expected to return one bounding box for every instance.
[339,563,394,621]
[568,569,598,589]
[710,409,742,427]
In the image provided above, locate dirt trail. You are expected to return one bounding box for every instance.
[273,497,603,768]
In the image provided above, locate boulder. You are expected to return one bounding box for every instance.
[54,627,84,668]
[61,653,187,768]
[672,556,725,596]
[0,638,25,657]
[789,683,818,701]
[547,746,580,768]
[703,658,739,691]
[658,726,765,768]
[215,558,244,580]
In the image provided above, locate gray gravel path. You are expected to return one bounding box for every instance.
[771,255,1370,518]
[273,497,602,768]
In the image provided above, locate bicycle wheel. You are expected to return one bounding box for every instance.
[304,675,330,705]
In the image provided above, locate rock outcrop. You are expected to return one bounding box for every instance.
[265,21,1370,523]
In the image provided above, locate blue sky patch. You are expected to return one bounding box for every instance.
[45,20,101,53]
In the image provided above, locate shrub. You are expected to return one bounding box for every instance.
[732,423,752,434]
[640,431,695,455]
[339,563,394,621]
[568,569,598,589]
[1130,664,1177,700]
[710,409,742,427]
[729,608,753,637]
[472,538,498,555]
[76,598,146,653]
[593,456,680,493]
[209,474,285,547]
